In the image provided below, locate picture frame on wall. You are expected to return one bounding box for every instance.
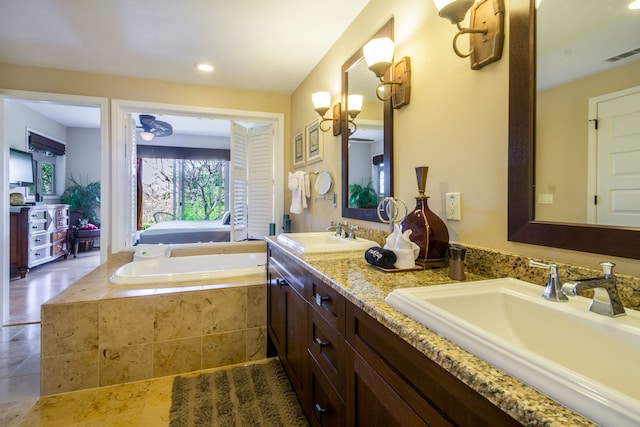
[293,130,305,168]
[306,119,323,164]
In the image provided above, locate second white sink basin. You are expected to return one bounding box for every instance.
[276,232,377,253]
[385,278,640,426]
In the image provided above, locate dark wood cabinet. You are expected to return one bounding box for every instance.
[266,243,520,427]
[10,204,69,278]
[266,245,308,400]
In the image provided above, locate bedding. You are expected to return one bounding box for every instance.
[139,219,230,244]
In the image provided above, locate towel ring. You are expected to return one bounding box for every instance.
[377,197,407,231]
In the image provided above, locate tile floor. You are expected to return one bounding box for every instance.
[0,249,184,426]
[1,249,275,426]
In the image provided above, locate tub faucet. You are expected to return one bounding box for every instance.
[561,261,626,318]
[529,260,567,302]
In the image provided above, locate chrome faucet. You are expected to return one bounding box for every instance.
[347,225,359,240]
[529,260,568,302]
[561,261,626,318]
[326,221,348,238]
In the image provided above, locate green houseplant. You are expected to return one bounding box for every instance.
[60,175,101,225]
[349,181,378,208]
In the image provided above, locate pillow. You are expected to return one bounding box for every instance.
[222,211,231,225]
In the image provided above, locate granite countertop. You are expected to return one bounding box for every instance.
[266,237,594,426]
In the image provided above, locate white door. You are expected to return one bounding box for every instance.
[246,124,275,239]
[229,122,275,241]
[591,87,640,226]
[230,122,248,241]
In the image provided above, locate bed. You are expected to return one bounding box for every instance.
[138,219,230,244]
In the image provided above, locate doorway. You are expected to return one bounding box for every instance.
[1,90,109,325]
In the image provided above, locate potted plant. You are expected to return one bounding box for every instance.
[349,181,379,208]
[60,175,101,226]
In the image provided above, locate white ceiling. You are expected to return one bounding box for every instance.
[0,0,369,94]
[2,0,369,135]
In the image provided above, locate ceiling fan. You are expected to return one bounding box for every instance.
[138,114,173,141]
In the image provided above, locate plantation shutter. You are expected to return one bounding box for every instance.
[247,124,275,239]
[230,122,248,241]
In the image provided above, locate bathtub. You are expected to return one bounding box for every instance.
[109,252,267,285]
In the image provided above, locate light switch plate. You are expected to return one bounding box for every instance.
[446,192,461,220]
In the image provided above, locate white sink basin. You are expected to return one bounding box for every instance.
[276,232,377,253]
[385,278,640,426]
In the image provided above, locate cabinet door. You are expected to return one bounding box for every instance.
[347,350,427,427]
[309,356,345,427]
[285,282,308,399]
[267,265,287,357]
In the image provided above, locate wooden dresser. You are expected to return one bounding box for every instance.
[10,204,70,278]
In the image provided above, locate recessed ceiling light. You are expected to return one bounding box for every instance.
[196,62,214,72]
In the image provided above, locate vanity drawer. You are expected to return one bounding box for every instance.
[308,276,345,336]
[268,246,306,295]
[308,308,345,397]
[55,217,69,228]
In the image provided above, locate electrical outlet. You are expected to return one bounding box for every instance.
[446,192,461,220]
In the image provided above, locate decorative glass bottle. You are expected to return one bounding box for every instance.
[401,167,449,268]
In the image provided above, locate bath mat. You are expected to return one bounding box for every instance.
[169,358,309,427]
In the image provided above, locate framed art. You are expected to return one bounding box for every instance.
[293,130,305,168]
[306,119,324,164]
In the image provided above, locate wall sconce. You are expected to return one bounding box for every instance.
[362,37,411,109]
[346,94,363,135]
[433,0,505,70]
[312,91,343,136]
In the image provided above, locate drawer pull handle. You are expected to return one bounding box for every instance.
[315,293,330,307]
[314,403,329,418]
[314,337,329,348]
[31,225,38,229]
[34,252,41,256]
[35,238,41,243]
[276,278,288,287]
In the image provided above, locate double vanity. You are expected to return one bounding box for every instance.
[267,232,639,426]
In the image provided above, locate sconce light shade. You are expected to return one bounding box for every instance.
[312,91,331,116]
[347,94,363,118]
[140,131,155,141]
[434,0,475,24]
[434,0,505,70]
[363,37,395,78]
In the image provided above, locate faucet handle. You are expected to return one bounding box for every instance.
[600,261,615,278]
[529,260,568,302]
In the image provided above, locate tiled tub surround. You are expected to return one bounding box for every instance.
[267,236,640,426]
[41,241,268,396]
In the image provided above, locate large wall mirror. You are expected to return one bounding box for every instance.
[508,0,640,260]
[341,19,394,222]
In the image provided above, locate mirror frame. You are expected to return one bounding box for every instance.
[508,0,640,260]
[341,19,394,222]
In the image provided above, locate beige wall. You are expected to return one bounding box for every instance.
[289,0,640,276]
[3,0,639,276]
[536,61,640,223]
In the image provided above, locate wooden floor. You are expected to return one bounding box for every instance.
[8,249,101,325]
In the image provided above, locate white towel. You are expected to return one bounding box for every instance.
[133,244,171,261]
[289,171,309,214]
[391,228,420,269]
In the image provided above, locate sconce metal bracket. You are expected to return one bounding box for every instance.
[469,0,505,70]
[332,103,342,136]
[391,56,411,109]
